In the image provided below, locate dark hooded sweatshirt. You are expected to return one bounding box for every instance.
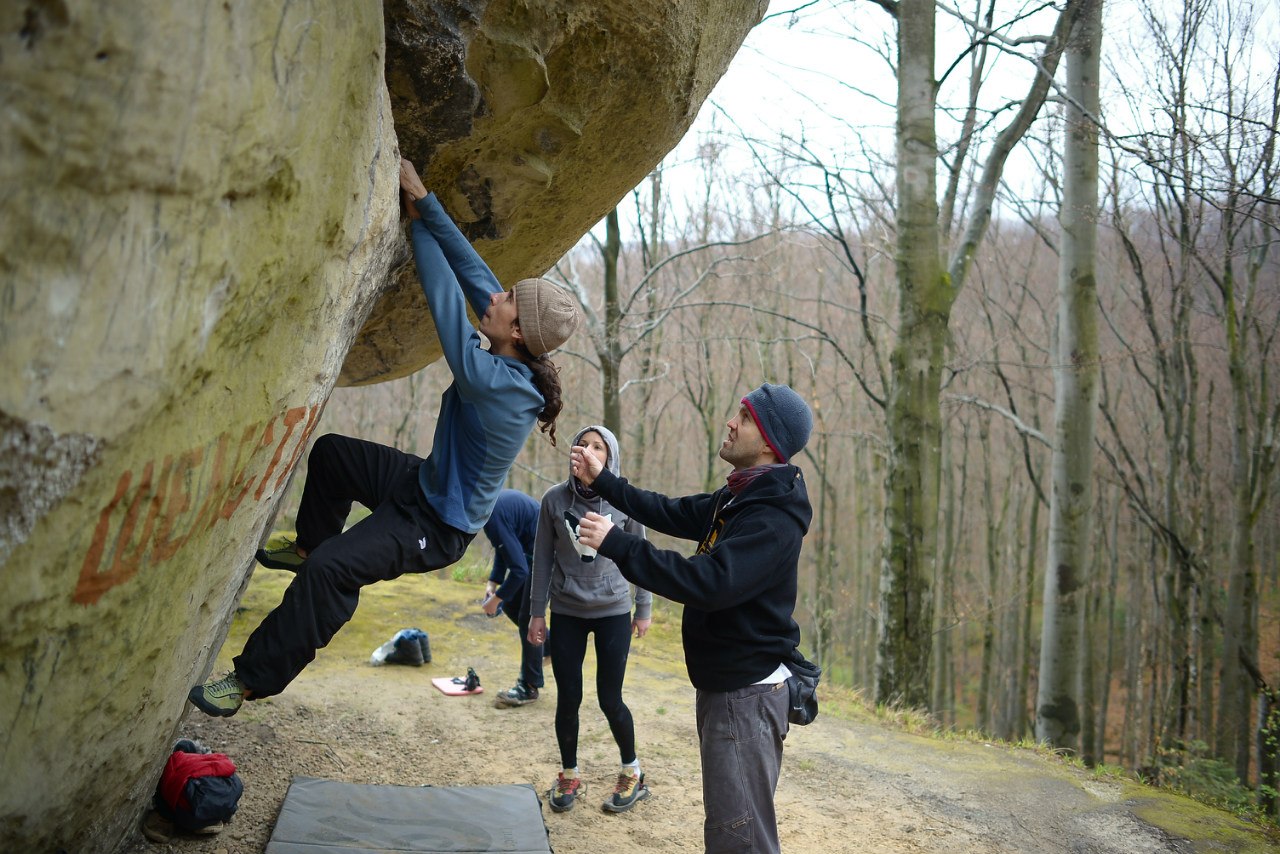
[593,464,812,692]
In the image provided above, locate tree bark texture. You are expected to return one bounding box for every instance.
[875,0,948,709]
[1036,0,1102,750]
[601,208,623,437]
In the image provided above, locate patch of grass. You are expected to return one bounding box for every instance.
[1091,763,1130,780]
[1153,741,1277,827]
[871,699,936,734]
[448,554,490,584]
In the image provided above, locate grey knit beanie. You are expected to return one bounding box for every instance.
[513,277,581,356]
[741,383,812,463]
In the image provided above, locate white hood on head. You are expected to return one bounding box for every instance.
[570,423,621,484]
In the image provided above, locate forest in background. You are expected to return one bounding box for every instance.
[274,0,1279,822]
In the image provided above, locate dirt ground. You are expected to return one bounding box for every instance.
[122,569,1277,854]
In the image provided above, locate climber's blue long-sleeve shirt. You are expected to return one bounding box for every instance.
[409,193,544,534]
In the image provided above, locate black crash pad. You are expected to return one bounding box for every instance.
[265,776,553,853]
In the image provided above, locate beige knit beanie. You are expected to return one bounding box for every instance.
[512,277,582,356]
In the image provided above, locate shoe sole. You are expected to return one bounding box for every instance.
[255,549,302,571]
[547,797,576,813]
[602,784,650,813]
[546,782,583,813]
[494,696,537,707]
[191,822,225,836]
[187,686,241,718]
[141,814,174,843]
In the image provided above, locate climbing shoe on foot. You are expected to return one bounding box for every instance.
[547,773,583,813]
[494,682,539,708]
[187,671,246,717]
[602,771,649,813]
[256,540,305,571]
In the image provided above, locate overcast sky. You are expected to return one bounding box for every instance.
[596,0,1280,241]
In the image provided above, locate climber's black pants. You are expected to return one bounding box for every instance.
[234,434,473,698]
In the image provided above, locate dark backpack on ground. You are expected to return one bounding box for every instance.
[153,740,244,831]
[787,648,821,726]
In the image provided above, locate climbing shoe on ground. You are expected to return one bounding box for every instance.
[141,811,176,843]
[256,540,305,571]
[602,771,650,813]
[494,681,539,708]
[141,811,223,843]
[548,773,583,813]
[187,671,246,718]
[462,666,480,692]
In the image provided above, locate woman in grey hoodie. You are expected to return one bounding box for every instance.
[527,424,653,815]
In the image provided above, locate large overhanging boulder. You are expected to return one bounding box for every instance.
[344,0,768,385]
[0,1,764,851]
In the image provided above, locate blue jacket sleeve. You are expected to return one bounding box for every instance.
[413,193,501,317]
[489,524,531,605]
[409,194,513,399]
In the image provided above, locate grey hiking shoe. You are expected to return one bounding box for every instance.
[188,671,246,717]
[256,540,305,571]
[494,681,539,708]
[547,773,583,813]
[602,771,649,813]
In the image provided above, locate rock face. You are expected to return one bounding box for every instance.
[344,0,767,385]
[0,1,763,852]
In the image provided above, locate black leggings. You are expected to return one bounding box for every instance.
[549,611,636,769]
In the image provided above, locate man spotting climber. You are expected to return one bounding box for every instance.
[570,383,813,854]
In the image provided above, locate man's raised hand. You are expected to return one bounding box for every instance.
[570,444,604,485]
[576,511,614,550]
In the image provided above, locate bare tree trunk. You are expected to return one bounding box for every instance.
[811,427,838,668]
[1081,573,1097,765]
[1197,389,1218,745]
[978,420,1007,733]
[1098,495,1120,765]
[629,175,664,481]
[932,425,956,723]
[1240,652,1280,818]
[1122,549,1139,769]
[875,0,947,710]
[1218,282,1257,782]
[1018,482,1041,740]
[1036,0,1102,750]
[599,209,622,436]
[1081,509,1105,766]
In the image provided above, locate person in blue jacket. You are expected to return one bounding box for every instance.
[187,158,582,717]
[480,488,545,707]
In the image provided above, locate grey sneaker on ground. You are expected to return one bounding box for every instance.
[188,671,246,717]
[256,541,305,571]
[494,681,539,708]
[548,773,583,813]
[602,771,650,813]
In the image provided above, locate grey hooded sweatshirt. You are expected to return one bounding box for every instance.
[529,425,652,621]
